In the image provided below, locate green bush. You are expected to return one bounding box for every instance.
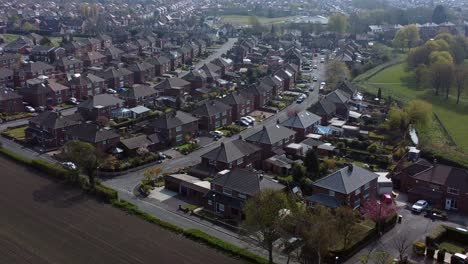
[30,159,70,180]
[183,229,269,264]
[93,184,118,201]
[111,199,184,234]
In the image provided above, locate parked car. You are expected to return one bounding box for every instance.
[61,162,77,170]
[36,106,45,112]
[313,76,318,82]
[309,86,315,92]
[313,65,318,69]
[296,94,306,104]
[301,66,311,73]
[25,106,36,113]
[412,200,429,213]
[210,130,224,138]
[244,116,256,123]
[320,58,325,63]
[69,97,78,105]
[238,119,250,127]
[240,117,253,125]
[106,88,117,94]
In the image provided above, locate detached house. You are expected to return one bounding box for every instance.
[281,111,321,141]
[206,168,285,219]
[26,111,79,148]
[245,124,296,160]
[148,111,199,146]
[192,100,232,131]
[77,94,124,120]
[307,164,378,209]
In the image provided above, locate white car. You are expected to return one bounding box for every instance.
[61,162,77,171]
[210,130,224,138]
[412,200,428,213]
[244,116,256,123]
[106,88,117,94]
[25,106,36,113]
[320,82,326,86]
[240,117,253,125]
[69,97,78,105]
[313,65,318,69]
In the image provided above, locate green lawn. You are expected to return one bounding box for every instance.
[0,34,21,42]
[439,241,467,254]
[360,63,468,153]
[2,126,27,139]
[220,15,298,26]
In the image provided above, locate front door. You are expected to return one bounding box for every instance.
[445,199,452,210]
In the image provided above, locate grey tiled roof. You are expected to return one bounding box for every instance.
[211,168,284,196]
[66,123,119,143]
[149,111,198,129]
[30,111,78,129]
[201,139,260,163]
[313,164,378,194]
[310,98,336,116]
[245,124,296,145]
[192,100,231,117]
[120,135,154,150]
[78,94,124,109]
[281,111,320,129]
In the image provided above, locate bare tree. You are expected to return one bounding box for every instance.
[392,232,412,263]
[336,206,358,250]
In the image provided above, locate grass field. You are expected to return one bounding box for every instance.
[220,15,297,26]
[1,34,62,47]
[2,126,27,140]
[359,63,468,153]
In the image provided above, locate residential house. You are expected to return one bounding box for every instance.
[212,58,234,76]
[129,62,156,84]
[281,111,321,142]
[274,69,295,91]
[245,124,296,160]
[26,111,79,148]
[82,51,106,67]
[155,77,191,97]
[119,134,159,156]
[259,75,283,96]
[96,67,134,89]
[80,38,101,52]
[307,164,378,209]
[220,91,254,122]
[120,84,157,108]
[0,87,23,113]
[392,159,468,214]
[246,82,274,109]
[3,38,30,54]
[192,100,232,131]
[77,94,124,120]
[335,80,357,98]
[309,98,337,124]
[66,123,120,153]
[182,69,207,91]
[21,78,70,106]
[0,53,20,69]
[97,34,113,49]
[147,110,199,146]
[19,61,55,85]
[205,168,285,219]
[200,63,221,83]
[30,46,58,63]
[193,39,207,55]
[63,41,85,58]
[54,57,83,74]
[104,46,124,63]
[200,139,262,172]
[324,89,350,119]
[147,56,171,76]
[68,73,106,99]
[0,68,14,87]
[178,45,193,64]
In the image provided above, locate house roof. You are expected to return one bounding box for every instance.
[411,164,468,190]
[120,135,155,150]
[54,57,83,67]
[313,164,378,194]
[192,100,231,117]
[66,123,119,143]
[182,69,207,82]
[0,68,14,78]
[201,139,260,163]
[129,62,154,72]
[0,88,22,101]
[220,91,252,106]
[245,124,296,145]
[29,111,78,129]
[23,61,54,73]
[335,80,357,97]
[281,111,321,129]
[97,67,133,80]
[82,51,106,61]
[147,56,170,65]
[121,84,156,99]
[104,46,124,57]
[155,77,190,90]
[47,81,69,92]
[149,111,198,129]
[326,89,350,105]
[306,193,341,208]
[211,168,284,196]
[310,98,336,116]
[78,94,124,109]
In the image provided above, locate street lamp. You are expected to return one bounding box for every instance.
[212,193,216,213]
[377,200,383,236]
[335,256,339,264]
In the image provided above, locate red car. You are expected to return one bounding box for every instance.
[46,105,55,111]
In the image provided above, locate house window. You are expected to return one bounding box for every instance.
[363,193,370,200]
[176,126,182,132]
[223,188,232,196]
[364,183,370,190]
[208,200,212,205]
[209,159,216,166]
[215,121,220,128]
[238,193,246,199]
[329,190,335,197]
[237,157,244,165]
[222,119,227,125]
[176,134,183,142]
[447,187,459,195]
[215,113,220,119]
[353,199,361,209]
[217,203,225,212]
[355,188,361,195]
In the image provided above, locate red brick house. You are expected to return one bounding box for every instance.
[54,57,83,74]
[104,46,124,63]
[246,82,274,109]
[147,56,171,76]
[245,124,296,160]
[201,139,262,172]
[66,123,120,153]
[182,69,207,91]
[68,73,106,100]
[17,61,55,86]
[120,84,157,108]
[82,51,106,67]
[307,164,379,209]
[77,94,124,120]
[192,100,232,132]
[281,111,321,142]
[129,62,156,84]
[26,111,79,148]
[205,169,285,219]
[0,87,23,113]
[96,67,134,89]
[21,78,70,107]
[220,90,254,122]
[0,68,14,87]
[309,98,337,125]
[155,77,191,97]
[147,110,199,146]
[392,159,468,214]
[0,53,20,69]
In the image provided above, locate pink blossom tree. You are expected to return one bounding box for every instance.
[360,199,397,234]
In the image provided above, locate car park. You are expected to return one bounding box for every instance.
[412,200,428,213]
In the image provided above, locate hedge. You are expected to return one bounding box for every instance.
[0,147,31,165]
[111,199,184,234]
[31,159,70,180]
[93,184,118,201]
[183,229,269,264]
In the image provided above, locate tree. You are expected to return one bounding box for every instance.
[454,65,468,104]
[328,14,348,34]
[40,37,52,47]
[387,107,409,133]
[360,251,393,264]
[430,62,454,97]
[326,60,350,86]
[62,141,99,186]
[405,100,432,127]
[432,5,448,24]
[22,22,37,32]
[335,207,358,250]
[429,51,453,65]
[367,142,379,154]
[102,155,119,170]
[393,232,412,263]
[393,25,420,50]
[296,205,337,264]
[304,150,320,180]
[414,64,431,87]
[248,16,264,33]
[291,163,306,183]
[143,167,162,182]
[377,88,382,100]
[243,189,290,264]
[360,199,396,235]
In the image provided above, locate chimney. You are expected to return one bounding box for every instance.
[347,163,353,172]
[276,119,280,124]
[238,134,243,140]
[258,173,264,181]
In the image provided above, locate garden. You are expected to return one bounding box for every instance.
[1,125,28,140]
[426,225,468,255]
[175,141,200,155]
[217,124,245,137]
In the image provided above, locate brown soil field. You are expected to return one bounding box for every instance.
[0,156,241,264]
